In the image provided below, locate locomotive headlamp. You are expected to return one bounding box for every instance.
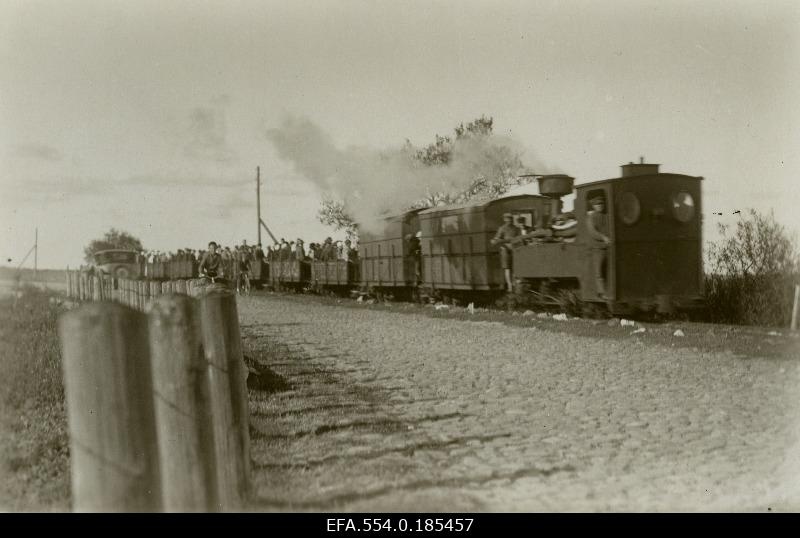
[618,192,641,225]
[671,191,695,222]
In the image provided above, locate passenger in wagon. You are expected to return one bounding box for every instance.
[279,239,291,261]
[587,195,611,299]
[320,237,335,261]
[344,239,358,262]
[295,239,306,261]
[490,213,521,292]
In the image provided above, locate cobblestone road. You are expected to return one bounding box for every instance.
[239,293,800,512]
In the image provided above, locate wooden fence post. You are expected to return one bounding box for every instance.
[197,286,250,510]
[58,303,161,512]
[147,295,217,512]
[142,280,147,309]
[92,276,101,302]
[791,284,799,331]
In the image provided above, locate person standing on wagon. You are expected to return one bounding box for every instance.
[490,213,521,292]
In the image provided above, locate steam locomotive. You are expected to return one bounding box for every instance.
[267,159,705,315]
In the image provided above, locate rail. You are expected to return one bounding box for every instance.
[59,269,250,511]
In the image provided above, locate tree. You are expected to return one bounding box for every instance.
[705,209,799,326]
[318,116,529,238]
[83,228,145,262]
[317,196,359,241]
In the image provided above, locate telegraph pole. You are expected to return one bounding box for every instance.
[34,228,38,280]
[255,166,278,245]
[256,167,261,245]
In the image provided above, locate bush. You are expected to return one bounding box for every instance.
[705,209,799,326]
[0,285,70,510]
[0,286,65,408]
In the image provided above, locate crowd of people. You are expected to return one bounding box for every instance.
[136,240,265,281]
[139,240,265,267]
[265,237,358,263]
[131,236,360,282]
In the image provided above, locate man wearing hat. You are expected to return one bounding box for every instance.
[320,237,334,261]
[295,238,306,261]
[586,195,611,299]
[490,213,521,292]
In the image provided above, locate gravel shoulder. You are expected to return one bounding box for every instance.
[240,291,800,512]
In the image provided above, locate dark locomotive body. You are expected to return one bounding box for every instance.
[514,161,704,314]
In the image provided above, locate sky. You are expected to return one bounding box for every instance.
[1,0,799,268]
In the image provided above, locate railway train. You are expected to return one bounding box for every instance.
[129,160,705,316]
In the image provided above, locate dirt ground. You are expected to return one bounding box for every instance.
[240,291,800,512]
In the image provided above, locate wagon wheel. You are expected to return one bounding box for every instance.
[114,266,131,279]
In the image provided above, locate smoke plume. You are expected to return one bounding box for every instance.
[265,115,536,233]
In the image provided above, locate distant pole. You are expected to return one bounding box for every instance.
[34,228,38,280]
[791,284,799,331]
[256,167,261,246]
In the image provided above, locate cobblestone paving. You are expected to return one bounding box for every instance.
[239,294,800,512]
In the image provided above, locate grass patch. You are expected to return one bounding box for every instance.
[0,285,70,511]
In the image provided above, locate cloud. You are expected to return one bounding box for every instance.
[4,174,117,203]
[183,95,238,164]
[126,172,250,188]
[197,191,252,220]
[14,144,63,162]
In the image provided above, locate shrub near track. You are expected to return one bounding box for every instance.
[706,209,800,327]
[0,286,70,511]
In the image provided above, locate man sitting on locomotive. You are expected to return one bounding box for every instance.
[490,213,521,292]
[586,195,611,299]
